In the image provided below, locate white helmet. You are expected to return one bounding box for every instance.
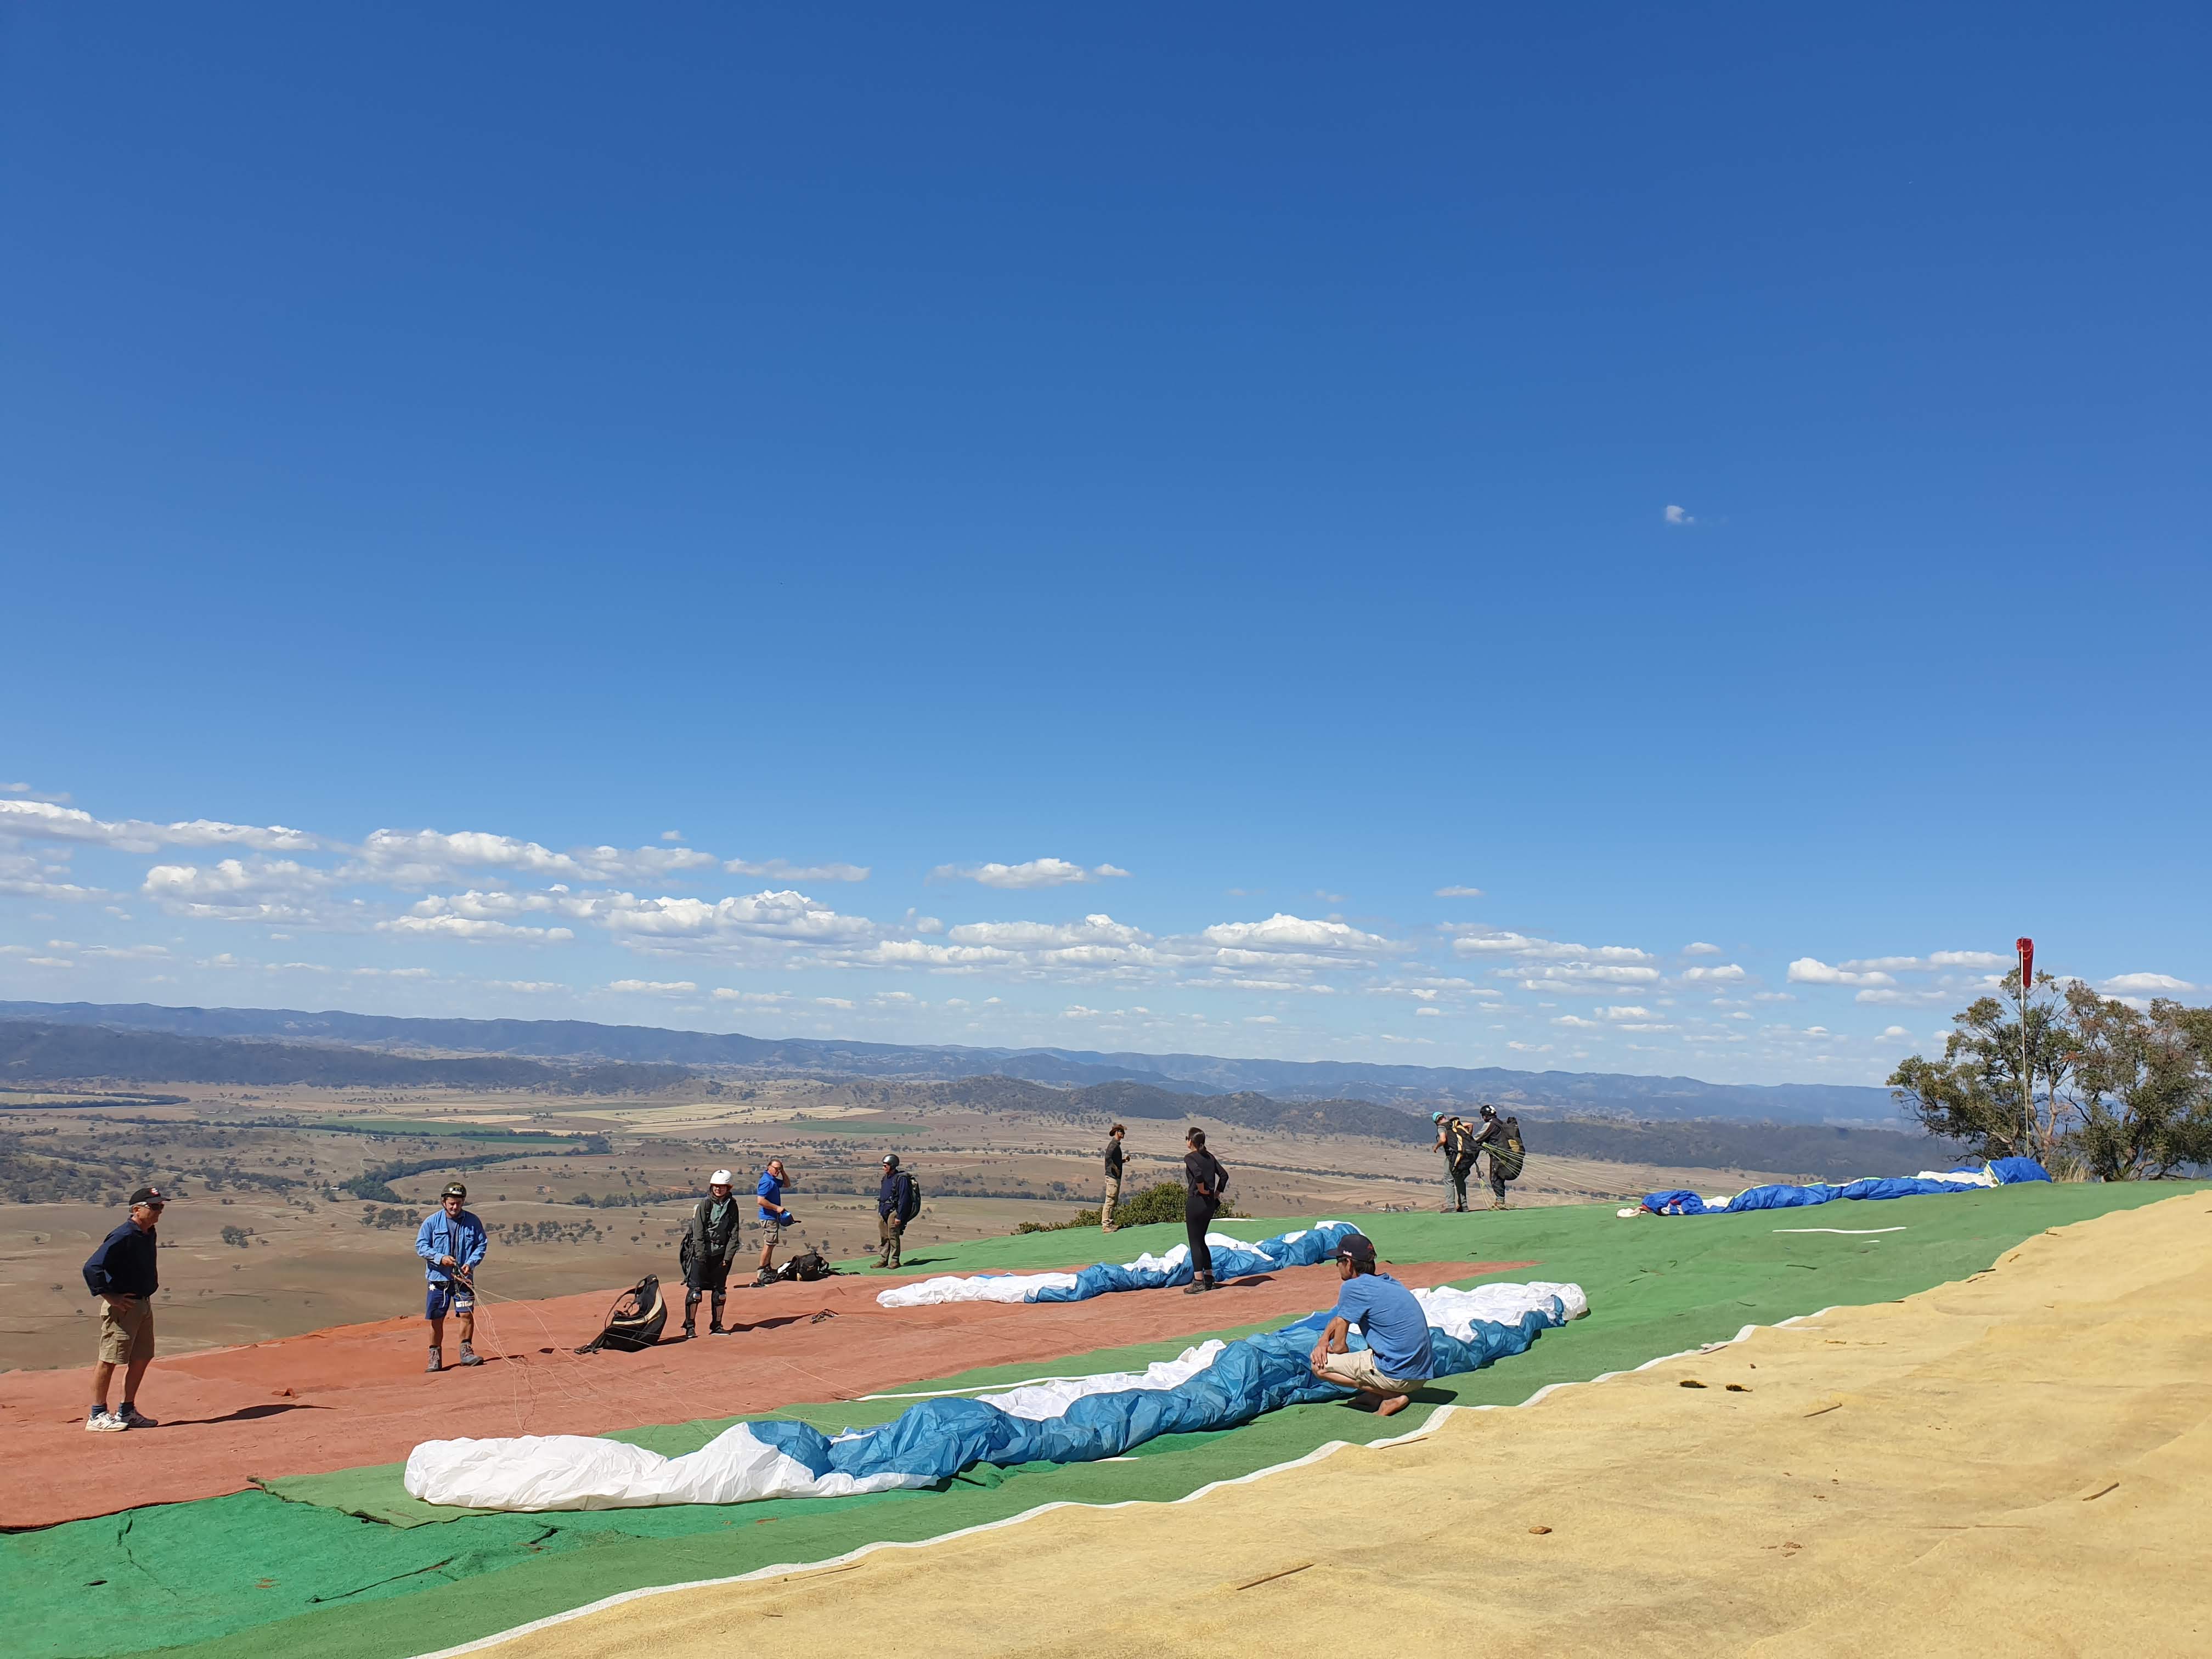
[709,1169,733,1186]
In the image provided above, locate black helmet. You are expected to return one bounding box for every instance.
[881,1153,900,1170]
[1479,1104,1497,1119]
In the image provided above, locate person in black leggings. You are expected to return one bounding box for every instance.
[1182,1126,1228,1294]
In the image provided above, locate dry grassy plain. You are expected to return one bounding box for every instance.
[0,1081,1796,1372]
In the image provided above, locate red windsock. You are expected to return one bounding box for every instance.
[2017,937,2034,988]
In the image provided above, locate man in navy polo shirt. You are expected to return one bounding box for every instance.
[1307,1230,1434,1417]
[82,1185,167,1431]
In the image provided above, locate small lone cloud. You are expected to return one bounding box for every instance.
[1435,885,1484,899]
[659,830,685,842]
[933,858,1129,890]
[1663,505,1697,526]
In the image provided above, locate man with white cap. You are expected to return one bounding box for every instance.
[681,1170,746,1338]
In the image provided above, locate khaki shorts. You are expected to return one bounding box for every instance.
[98,1297,155,1367]
[1314,1347,1419,1396]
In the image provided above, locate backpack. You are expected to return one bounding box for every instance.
[1491,1116,1526,1182]
[1446,1119,1477,1158]
[898,1171,922,1224]
[575,1275,668,1354]
[777,1249,833,1283]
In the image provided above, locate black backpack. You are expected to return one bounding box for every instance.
[898,1172,921,1224]
[777,1249,834,1283]
[575,1275,668,1353]
[1491,1116,1527,1181]
[1446,1119,1477,1158]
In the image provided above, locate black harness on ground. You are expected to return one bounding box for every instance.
[575,1274,668,1353]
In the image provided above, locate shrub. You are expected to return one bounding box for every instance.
[1012,1180,1242,1233]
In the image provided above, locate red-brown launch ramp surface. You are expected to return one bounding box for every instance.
[0,1256,1521,1529]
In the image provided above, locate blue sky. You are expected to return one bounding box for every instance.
[3,5,2206,1084]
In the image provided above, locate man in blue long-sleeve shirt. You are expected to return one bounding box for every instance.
[415,1182,488,1374]
[81,1185,167,1431]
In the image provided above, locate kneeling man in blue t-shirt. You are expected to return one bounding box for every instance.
[1309,1230,1434,1417]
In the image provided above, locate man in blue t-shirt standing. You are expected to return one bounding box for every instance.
[753,1158,795,1284]
[1308,1230,1434,1417]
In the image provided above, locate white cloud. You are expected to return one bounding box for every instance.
[142,858,345,924]
[1452,930,1652,963]
[660,831,685,843]
[0,798,319,854]
[1839,956,1928,972]
[379,914,575,943]
[1434,885,1485,898]
[1679,963,1747,983]
[712,988,791,1006]
[2101,972,2197,995]
[1681,941,1723,955]
[725,857,870,882]
[814,996,855,1009]
[1881,1025,1912,1039]
[1787,956,1895,987]
[606,979,698,996]
[1599,1005,1654,1020]
[486,980,566,994]
[354,828,716,887]
[1506,1040,1552,1053]
[1553,1015,1599,1028]
[1414,1006,1443,1017]
[1197,913,1401,966]
[1929,950,2008,968]
[1853,987,1950,1006]
[1506,964,1663,994]
[0,852,108,902]
[932,858,1130,889]
[1663,504,1696,526]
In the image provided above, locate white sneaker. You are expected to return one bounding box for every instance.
[86,1409,128,1434]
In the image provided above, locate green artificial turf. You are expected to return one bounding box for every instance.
[7,1180,2195,1659]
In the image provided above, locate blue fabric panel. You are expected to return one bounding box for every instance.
[1838,1177,1976,1201]
[1721,1183,1843,1211]
[1641,1190,1709,1214]
[787,1295,1572,1487]
[1989,1156,2053,1184]
[1028,1221,1354,1303]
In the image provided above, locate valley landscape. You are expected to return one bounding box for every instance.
[1,1006,1963,1369]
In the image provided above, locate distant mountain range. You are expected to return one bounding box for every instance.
[0,1000,1903,1125]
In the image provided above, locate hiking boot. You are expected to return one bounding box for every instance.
[708,1323,729,1336]
[1181,1277,1214,1295]
[457,1345,484,1368]
[680,1322,696,1341]
[86,1408,127,1434]
[425,1348,443,1374]
[116,1404,159,1429]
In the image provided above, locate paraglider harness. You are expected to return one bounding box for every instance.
[1488,1115,1526,1182]
[575,1274,668,1353]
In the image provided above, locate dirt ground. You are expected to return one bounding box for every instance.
[1,1082,1777,1370]
[474,1191,2212,1659]
[0,1254,1524,1529]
